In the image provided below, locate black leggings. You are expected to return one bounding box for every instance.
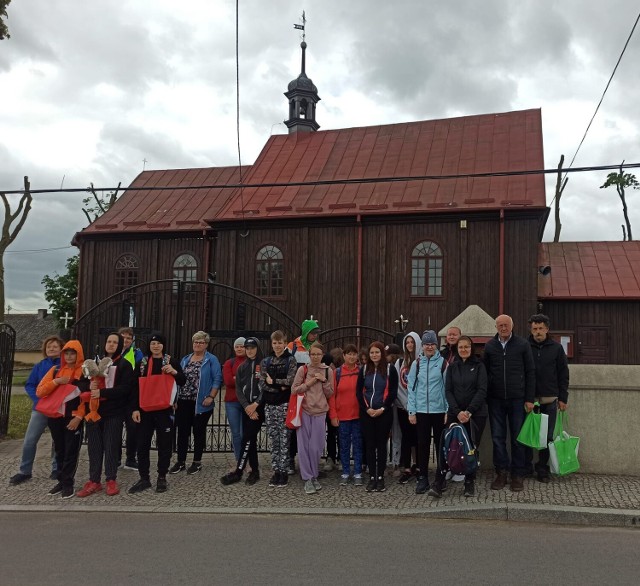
[397,408,417,469]
[415,412,446,480]
[360,409,393,479]
[236,409,264,473]
[48,417,84,488]
[175,399,213,463]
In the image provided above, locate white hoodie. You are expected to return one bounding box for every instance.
[394,331,422,409]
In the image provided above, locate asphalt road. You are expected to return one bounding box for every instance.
[1,513,638,585]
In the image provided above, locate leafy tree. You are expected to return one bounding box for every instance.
[1,177,32,321]
[1,0,12,40]
[42,255,79,329]
[600,162,638,241]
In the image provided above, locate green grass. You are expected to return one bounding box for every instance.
[5,395,32,440]
[11,368,32,387]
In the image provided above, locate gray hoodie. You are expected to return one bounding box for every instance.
[394,331,422,409]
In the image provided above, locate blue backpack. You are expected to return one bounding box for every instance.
[440,423,478,476]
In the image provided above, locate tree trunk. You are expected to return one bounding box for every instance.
[618,162,633,241]
[553,155,568,242]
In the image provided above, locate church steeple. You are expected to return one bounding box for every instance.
[284,40,320,133]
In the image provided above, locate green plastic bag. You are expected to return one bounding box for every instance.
[516,402,549,449]
[549,411,580,476]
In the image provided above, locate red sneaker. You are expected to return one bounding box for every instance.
[106,480,120,496]
[76,481,102,498]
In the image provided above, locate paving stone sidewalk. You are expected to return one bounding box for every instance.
[1,434,639,527]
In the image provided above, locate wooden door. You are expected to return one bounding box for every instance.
[576,325,610,364]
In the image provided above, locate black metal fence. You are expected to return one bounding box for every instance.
[321,325,399,352]
[0,323,16,437]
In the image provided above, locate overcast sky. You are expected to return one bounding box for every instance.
[1,0,639,312]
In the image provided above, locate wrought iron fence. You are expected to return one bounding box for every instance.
[0,323,16,437]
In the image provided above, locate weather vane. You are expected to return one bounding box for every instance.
[293,10,306,42]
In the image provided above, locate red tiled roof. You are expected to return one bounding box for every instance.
[211,108,546,222]
[80,166,243,235]
[538,241,640,299]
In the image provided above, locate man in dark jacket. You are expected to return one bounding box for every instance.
[483,314,535,492]
[440,326,461,369]
[527,314,570,483]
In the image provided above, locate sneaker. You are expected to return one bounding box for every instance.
[510,476,524,492]
[376,477,386,492]
[128,478,152,494]
[220,471,242,486]
[9,473,32,486]
[463,481,475,497]
[61,486,75,499]
[123,459,139,471]
[277,472,288,487]
[353,475,364,486]
[269,473,279,487]
[323,458,335,472]
[245,471,260,486]
[304,479,317,494]
[106,480,120,496]
[365,477,377,492]
[187,462,202,475]
[169,462,186,474]
[76,481,103,498]
[415,476,430,495]
[398,471,412,484]
[340,474,349,486]
[428,485,442,498]
[156,476,168,493]
[311,477,322,491]
[48,482,64,496]
[491,470,508,490]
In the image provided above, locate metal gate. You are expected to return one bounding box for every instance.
[321,325,400,352]
[73,280,299,452]
[0,323,16,437]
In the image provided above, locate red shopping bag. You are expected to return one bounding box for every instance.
[285,393,304,430]
[36,383,81,418]
[139,372,177,412]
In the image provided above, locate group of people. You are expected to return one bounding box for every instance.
[8,312,569,499]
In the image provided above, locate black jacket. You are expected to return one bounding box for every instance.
[98,358,135,418]
[483,333,536,402]
[528,335,570,404]
[445,356,488,417]
[236,357,264,408]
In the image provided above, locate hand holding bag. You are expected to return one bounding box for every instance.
[516,402,549,449]
[36,383,81,418]
[549,411,580,476]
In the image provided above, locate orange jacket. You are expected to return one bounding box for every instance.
[328,364,360,421]
[37,340,86,417]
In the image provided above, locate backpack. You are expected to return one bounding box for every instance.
[440,423,478,476]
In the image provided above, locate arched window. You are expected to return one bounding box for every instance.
[256,245,284,298]
[411,241,443,296]
[114,254,139,292]
[173,253,198,283]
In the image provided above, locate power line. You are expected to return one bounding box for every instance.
[6,245,73,254]
[564,11,640,175]
[1,162,639,196]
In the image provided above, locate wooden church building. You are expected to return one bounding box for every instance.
[73,42,640,364]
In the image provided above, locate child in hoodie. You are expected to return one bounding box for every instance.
[292,342,333,494]
[36,340,90,499]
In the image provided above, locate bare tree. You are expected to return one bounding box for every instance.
[1,176,32,321]
[553,155,569,242]
[600,161,639,241]
[82,182,121,224]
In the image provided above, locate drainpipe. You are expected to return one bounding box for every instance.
[356,215,363,346]
[499,209,505,314]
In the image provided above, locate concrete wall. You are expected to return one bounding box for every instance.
[476,365,640,477]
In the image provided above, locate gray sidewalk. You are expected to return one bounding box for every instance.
[1,434,639,527]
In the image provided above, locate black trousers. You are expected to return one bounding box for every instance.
[48,416,84,489]
[124,415,138,461]
[175,399,212,463]
[236,408,264,473]
[415,412,446,481]
[137,408,173,479]
[86,415,123,483]
[360,409,393,479]
[397,408,417,469]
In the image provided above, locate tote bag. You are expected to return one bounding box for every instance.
[285,393,304,430]
[36,383,81,418]
[516,402,549,449]
[549,411,580,476]
[139,370,177,412]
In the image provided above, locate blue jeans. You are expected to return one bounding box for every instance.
[225,401,244,461]
[338,419,363,476]
[488,397,526,477]
[19,410,57,476]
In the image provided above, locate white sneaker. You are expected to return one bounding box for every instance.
[312,477,322,491]
[304,480,316,494]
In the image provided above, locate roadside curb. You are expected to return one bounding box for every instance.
[1,502,638,528]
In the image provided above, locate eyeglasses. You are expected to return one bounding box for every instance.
[193,341,207,345]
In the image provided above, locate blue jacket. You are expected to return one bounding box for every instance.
[180,351,222,414]
[407,351,448,415]
[25,356,60,410]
